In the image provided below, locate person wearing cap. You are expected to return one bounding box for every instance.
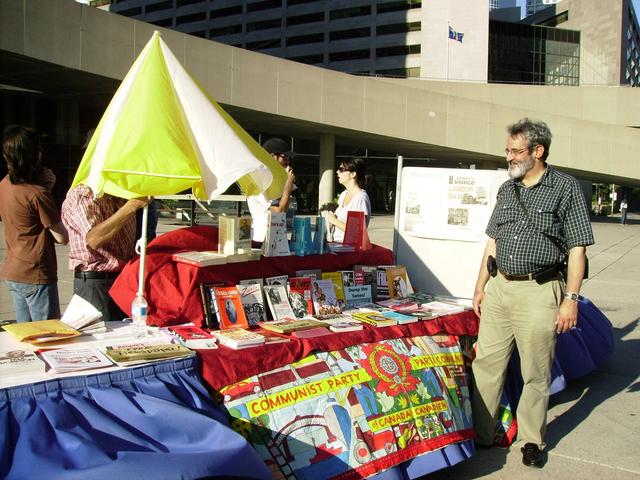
[247,137,296,242]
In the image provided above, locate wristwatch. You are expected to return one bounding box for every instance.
[564,292,579,301]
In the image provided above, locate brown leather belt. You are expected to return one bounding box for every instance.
[500,271,536,281]
[500,264,560,282]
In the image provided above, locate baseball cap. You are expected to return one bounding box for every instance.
[263,137,294,160]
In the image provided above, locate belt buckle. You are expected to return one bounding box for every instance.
[527,272,534,281]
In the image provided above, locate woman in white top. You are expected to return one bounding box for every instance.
[325,157,371,242]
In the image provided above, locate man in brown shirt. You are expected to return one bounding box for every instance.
[0,126,68,322]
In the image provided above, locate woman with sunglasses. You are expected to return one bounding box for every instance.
[324,157,371,242]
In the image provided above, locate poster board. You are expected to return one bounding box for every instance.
[395,167,509,299]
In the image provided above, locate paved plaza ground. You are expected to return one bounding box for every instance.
[0,213,638,479]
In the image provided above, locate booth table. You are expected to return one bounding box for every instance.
[107,226,614,479]
[0,327,272,480]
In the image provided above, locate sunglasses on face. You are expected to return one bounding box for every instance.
[337,167,350,173]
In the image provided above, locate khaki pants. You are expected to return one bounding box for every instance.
[472,272,562,448]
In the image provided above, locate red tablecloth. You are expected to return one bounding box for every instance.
[199,311,478,390]
[110,226,395,327]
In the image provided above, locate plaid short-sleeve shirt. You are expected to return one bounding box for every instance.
[61,185,136,272]
[486,166,594,275]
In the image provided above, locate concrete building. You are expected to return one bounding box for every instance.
[526,0,562,17]
[523,0,640,87]
[2,0,640,216]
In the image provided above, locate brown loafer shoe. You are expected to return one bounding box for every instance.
[521,443,545,468]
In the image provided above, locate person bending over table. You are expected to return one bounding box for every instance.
[0,125,68,322]
[324,157,371,243]
[62,185,151,321]
[471,118,593,469]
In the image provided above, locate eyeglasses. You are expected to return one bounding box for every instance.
[504,146,534,156]
[337,167,348,173]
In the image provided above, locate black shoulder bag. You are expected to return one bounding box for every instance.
[513,185,588,280]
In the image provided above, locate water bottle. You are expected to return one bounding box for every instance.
[131,294,148,338]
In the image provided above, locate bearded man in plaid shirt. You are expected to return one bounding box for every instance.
[62,185,150,321]
[471,118,594,468]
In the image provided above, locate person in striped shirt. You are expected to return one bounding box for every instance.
[62,185,150,321]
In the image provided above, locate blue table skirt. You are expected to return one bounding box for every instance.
[0,356,272,480]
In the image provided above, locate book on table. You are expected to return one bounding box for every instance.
[104,343,192,366]
[351,311,397,328]
[354,264,379,300]
[256,329,291,345]
[386,265,412,299]
[288,277,314,319]
[291,327,332,339]
[37,347,114,373]
[237,283,267,326]
[258,318,325,334]
[262,211,291,257]
[238,277,264,287]
[294,269,322,280]
[311,279,342,316]
[339,270,356,288]
[213,286,250,330]
[343,210,371,251]
[344,285,373,309]
[264,285,296,321]
[380,310,419,325]
[265,274,288,286]
[218,214,252,255]
[328,320,363,332]
[60,294,104,332]
[212,329,265,349]
[168,325,218,349]
[320,272,346,310]
[199,281,228,330]
[0,349,45,379]
[172,250,227,267]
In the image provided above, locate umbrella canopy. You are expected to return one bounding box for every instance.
[72,31,286,201]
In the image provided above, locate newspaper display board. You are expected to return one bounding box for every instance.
[395,167,509,298]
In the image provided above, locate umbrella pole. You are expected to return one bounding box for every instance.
[136,204,149,297]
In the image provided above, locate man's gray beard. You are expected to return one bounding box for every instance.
[508,155,534,179]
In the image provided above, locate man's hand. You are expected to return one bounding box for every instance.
[125,197,153,213]
[555,298,578,334]
[473,290,484,317]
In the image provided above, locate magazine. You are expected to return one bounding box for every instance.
[264,285,296,321]
[213,286,250,330]
[288,277,314,318]
[237,283,267,326]
[321,272,346,310]
[38,347,113,373]
[311,279,341,316]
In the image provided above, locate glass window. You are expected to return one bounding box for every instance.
[286,12,324,26]
[247,18,281,31]
[286,33,324,46]
[329,5,371,20]
[146,1,172,14]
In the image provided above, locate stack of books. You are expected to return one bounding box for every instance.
[212,329,266,349]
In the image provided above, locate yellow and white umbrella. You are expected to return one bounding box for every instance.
[73,31,285,200]
[71,31,286,299]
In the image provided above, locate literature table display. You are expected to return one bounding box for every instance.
[109,226,476,478]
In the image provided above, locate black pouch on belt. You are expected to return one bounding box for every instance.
[487,255,497,277]
[534,264,561,285]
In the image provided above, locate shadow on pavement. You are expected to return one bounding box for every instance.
[544,318,640,451]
